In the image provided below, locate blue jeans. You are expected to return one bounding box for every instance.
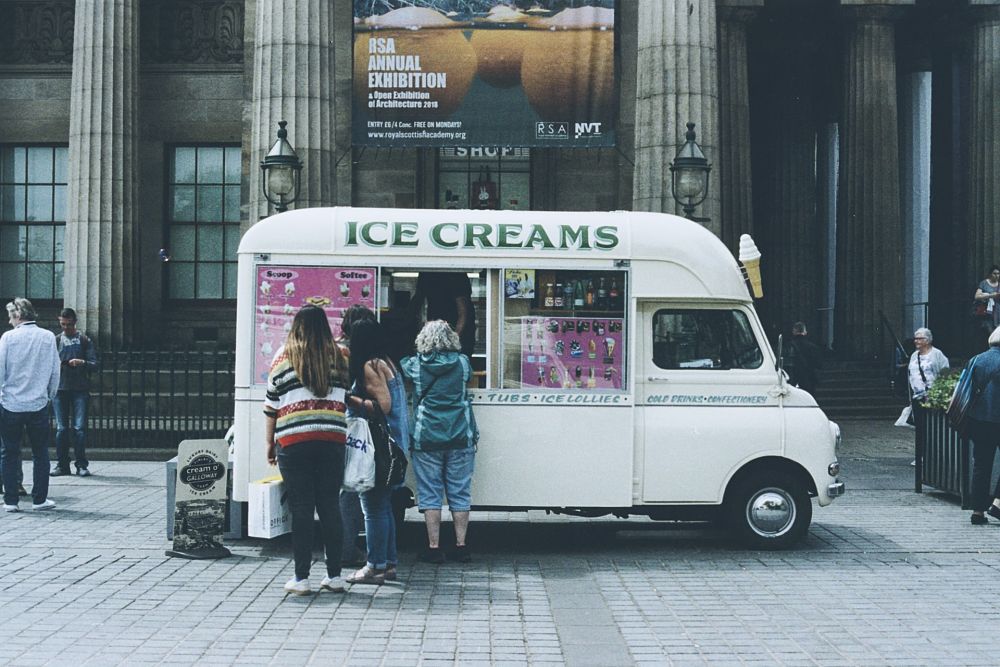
[0,407,50,506]
[53,390,89,470]
[359,486,397,569]
[411,447,475,511]
[276,441,345,580]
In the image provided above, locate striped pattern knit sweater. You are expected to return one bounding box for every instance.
[263,348,349,447]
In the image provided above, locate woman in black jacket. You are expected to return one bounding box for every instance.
[967,325,1000,525]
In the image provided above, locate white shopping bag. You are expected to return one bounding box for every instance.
[894,405,915,429]
[343,417,376,493]
[248,475,291,538]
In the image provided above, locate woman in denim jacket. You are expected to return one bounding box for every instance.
[401,320,478,564]
[967,325,1000,525]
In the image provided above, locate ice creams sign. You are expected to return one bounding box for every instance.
[344,220,620,251]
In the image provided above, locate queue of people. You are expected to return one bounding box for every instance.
[265,298,478,595]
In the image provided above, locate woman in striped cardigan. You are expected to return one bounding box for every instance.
[264,305,350,595]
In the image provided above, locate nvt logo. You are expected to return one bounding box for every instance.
[575,122,603,139]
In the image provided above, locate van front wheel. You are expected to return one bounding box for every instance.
[727,471,811,549]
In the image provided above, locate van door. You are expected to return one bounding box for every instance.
[637,302,783,503]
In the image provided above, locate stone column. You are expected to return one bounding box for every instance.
[835,5,905,357]
[759,36,819,335]
[633,0,721,233]
[248,0,347,223]
[717,2,759,254]
[64,0,138,345]
[966,4,1000,300]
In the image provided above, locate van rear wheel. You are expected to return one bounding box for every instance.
[727,471,811,549]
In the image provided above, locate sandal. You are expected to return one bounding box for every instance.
[383,566,397,581]
[346,565,385,585]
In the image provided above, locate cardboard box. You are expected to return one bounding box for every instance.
[248,475,291,538]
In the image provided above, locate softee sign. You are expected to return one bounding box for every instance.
[344,220,620,251]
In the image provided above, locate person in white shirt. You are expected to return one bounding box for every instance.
[907,327,949,468]
[0,298,61,512]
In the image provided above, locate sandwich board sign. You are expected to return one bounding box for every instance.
[166,439,232,559]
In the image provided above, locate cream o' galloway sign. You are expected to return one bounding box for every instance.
[352,1,616,148]
[167,439,232,560]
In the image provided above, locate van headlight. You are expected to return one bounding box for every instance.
[829,421,841,452]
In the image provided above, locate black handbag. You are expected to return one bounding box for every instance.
[367,402,407,489]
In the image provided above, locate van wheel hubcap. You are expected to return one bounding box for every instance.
[745,487,795,537]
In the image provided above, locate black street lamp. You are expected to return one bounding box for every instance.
[260,120,303,214]
[669,122,711,221]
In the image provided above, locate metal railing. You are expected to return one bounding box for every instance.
[73,348,235,450]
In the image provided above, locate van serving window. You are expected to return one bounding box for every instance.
[652,309,763,371]
[501,268,627,390]
[378,268,488,387]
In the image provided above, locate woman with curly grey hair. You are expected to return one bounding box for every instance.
[400,320,479,564]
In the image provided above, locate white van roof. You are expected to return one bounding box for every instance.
[238,207,751,302]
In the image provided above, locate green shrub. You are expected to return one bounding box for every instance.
[924,367,961,410]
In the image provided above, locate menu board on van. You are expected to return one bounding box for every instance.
[253,265,376,384]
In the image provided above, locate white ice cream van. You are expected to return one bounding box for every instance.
[234,206,844,548]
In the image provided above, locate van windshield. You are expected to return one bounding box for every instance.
[652,309,763,370]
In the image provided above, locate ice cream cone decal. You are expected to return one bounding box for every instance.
[739,234,764,298]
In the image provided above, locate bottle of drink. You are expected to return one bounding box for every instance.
[573,279,584,308]
[609,277,620,310]
[544,283,554,308]
[563,281,574,310]
[597,277,608,309]
[585,279,595,307]
[554,283,564,309]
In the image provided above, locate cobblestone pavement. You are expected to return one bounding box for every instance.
[2,420,999,666]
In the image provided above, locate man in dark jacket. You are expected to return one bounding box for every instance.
[785,321,822,394]
[51,308,98,477]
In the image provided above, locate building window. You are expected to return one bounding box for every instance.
[166,145,241,300]
[0,145,67,301]
[437,147,530,210]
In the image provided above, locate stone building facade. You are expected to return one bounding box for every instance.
[0,0,997,358]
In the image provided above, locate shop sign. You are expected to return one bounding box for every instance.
[343,220,620,251]
[352,1,616,148]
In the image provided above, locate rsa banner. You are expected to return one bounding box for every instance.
[353,1,616,148]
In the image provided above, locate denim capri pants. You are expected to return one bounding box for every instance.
[411,447,475,511]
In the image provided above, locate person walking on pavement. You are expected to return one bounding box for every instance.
[401,320,478,564]
[973,266,1000,337]
[966,326,1000,525]
[263,305,350,595]
[0,298,60,513]
[346,319,410,585]
[908,328,949,467]
[51,308,98,478]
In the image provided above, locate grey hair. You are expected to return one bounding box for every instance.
[990,326,1000,347]
[415,320,461,355]
[914,327,932,343]
[6,297,36,322]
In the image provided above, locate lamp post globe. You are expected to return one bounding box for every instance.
[260,120,303,214]
[669,122,711,220]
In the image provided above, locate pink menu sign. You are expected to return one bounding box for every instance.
[253,265,376,384]
[519,316,624,390]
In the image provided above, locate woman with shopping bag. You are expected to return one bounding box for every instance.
[263,305,351,595]
[345,319,411,585]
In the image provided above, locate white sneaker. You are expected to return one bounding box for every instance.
[32,499,56,511]
[283,577,311,595]
[320,575,346,592]
[3,504,18,513]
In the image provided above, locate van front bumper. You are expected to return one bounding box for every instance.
[827,481,845,498]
